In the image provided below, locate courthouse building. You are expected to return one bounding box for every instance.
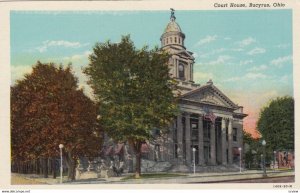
[144,11,248,168]
[100,11,247,172]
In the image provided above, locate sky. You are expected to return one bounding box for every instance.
[10,10,293,138]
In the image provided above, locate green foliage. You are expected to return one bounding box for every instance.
[84,35,178,177]
[257,96,294,152]
[84,35,178,142]
[243,130,260,168]
[11,62,102,163]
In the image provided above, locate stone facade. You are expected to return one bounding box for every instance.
[149,11,247,168]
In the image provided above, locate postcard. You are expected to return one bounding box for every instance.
[0,0,299,192]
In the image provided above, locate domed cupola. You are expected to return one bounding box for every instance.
[160,8,185,49]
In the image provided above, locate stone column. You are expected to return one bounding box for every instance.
[177,114,183,163]
[191,63,193,82]
[221,118,227,165]
[228,119,233,164]
[210,122,216,165]
[187,61,191,81]
[185,113,191,165]
[198,115,204,166]
[175,58,178,77]
[168,123,174,162]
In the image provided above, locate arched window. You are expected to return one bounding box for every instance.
[179,38,181,44]
[170,37,172,43]
[178,63,184,80]
[175,37,177,43]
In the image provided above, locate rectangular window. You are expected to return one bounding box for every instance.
[191,121,198,141]
[179,38,181,44]
[203,120,211,141]
[175,37,177,43]
[233,128,238,141]
[174,128,177,142]
[182,117,186,140]
[174,144,178,158]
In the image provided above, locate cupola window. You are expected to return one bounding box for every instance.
[175,37,177,43]
[178,63,185,80]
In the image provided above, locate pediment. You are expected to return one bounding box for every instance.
[175,50,195,60]
[180,84,238,109]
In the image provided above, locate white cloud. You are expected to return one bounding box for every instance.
[237,37,256,47]
[247,64,268,72]
[198,48,226,58]
[231,48,244,52]
[239,60,253,65]
[261,90,279,100]
[202,55,232,66]
[224,76,242,82]
[276,43,290,49]
[279,75,290,84]
[245,72,267,79]
[247,47,266,55]
[62,51,92,63]
[270,55,292,67]
[193,72,214,83]
[224,72,268,82]
[196,35,218,46]
[35,40,89,53]
[11,65,33,84]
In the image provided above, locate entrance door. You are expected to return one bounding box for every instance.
[204,146,209,164]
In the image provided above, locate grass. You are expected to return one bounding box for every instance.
[121,173,186,180]
[11,174,47,185]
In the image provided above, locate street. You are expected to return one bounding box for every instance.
[199,176,295,183]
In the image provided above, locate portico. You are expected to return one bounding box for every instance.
[173,109,240,166]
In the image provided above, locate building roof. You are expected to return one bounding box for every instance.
[164,20,182,33]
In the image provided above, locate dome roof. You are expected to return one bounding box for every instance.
[164,20,182,33]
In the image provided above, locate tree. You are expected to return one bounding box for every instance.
[11,62,102,180]
[243,130,260,168]
[84,35,178,178]
[257,96,294,153]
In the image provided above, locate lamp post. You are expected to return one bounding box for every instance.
[273,150,276,172]
[192,148,196,175]
[262,140,267,177]
[238,147,242,173]
[59,144,64,184]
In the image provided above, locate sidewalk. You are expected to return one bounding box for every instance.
[12,169,294,185]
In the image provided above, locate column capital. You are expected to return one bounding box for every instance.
[182,112,191,116]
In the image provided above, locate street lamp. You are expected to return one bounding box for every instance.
[262,140,267,177]
[238,147,242,173]
[192,148,196,175]
[273,150,277,172]
[59,144,64,184]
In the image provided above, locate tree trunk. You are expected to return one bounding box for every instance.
[36,159,40,174]
[128,139,142,178]
[65,152,77,181]
[43,158,48,178]
[52,158,57,179]
[135,152,141,178]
